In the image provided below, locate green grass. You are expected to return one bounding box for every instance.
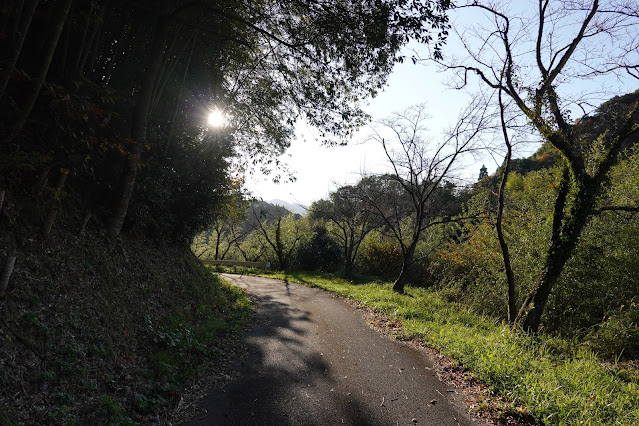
[258,271,639,425]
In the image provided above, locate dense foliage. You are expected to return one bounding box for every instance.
[0,0,451,243]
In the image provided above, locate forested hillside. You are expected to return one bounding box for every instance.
[0,0,452,423]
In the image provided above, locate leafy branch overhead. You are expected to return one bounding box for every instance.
[0,0,452,242]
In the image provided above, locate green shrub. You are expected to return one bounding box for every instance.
[586,301,639,359]
[294,226,341,272]
[357,233,402,278]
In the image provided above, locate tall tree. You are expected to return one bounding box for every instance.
[3,0,73,144]
[0,0,40,100]
[311,181,380,277]
[107,13,170,241]
[435,0,639,332]
[496,88,517,323]
[363,103,487,292]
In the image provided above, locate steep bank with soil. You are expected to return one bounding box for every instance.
[0,195,251,425]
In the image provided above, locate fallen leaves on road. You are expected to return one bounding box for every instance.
[344,297,541,425]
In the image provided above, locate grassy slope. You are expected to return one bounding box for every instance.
[262,271,639,425]
[0,218,252,424]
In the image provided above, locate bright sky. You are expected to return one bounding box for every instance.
[244,53,476,207]
[244,1,638,207]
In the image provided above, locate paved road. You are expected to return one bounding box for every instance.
[186,274,478,426]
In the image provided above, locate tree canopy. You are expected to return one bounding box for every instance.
[0,0,452,243]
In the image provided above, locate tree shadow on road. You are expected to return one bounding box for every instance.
[186,280,380,425]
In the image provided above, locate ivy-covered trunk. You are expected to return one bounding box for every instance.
[519,175,599,332]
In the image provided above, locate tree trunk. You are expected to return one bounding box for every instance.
[42,205,59,238]
[1,256,17,291]
[392,242,417,293]
[344,245,354,278]
[55,10,71,79]
[107,16,169,241]
[496,89,517,324]
[4,0,72,144]
[70,2,94,80]
[275,218,287,269]
[520,241,578,333]
[163,32,196,157]
[392,270,408,293]
[344,262,353,278]
[215,228,222,259]
[78,1,109,77]
[497,168,517,323]
[519,174,596,333]
[0,0,40,101]
[150,25,184,115]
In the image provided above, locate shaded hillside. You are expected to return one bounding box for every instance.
[0,198,252,424]
[480,89,639,191]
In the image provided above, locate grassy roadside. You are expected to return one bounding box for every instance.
[253,270,639,425]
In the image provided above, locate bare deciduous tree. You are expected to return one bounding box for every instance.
[363,103,488,292]
[433,0,639,332]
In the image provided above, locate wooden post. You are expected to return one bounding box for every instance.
[78,210,91,235]
[42,207,59,238]
[1,256,17,291]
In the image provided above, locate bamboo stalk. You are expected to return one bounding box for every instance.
[1,256,17,291]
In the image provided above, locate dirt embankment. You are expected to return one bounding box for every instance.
[0,196,251,425]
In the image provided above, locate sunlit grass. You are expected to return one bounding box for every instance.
[259,270,639,425]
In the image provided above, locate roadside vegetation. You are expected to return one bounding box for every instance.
[197,92,639,424]
[0,212,252,424]
[253,270,639,425]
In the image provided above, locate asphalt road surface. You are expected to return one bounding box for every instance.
[186,274,478,426]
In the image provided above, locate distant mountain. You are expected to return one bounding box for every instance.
[267,199,308,216]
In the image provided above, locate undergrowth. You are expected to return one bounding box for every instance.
[262,271,639,425]
[0,204,253,424]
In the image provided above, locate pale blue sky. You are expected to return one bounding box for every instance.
[245,50,476,206]
[245,1,639,207]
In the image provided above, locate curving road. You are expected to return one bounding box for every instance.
[186,274,479,426]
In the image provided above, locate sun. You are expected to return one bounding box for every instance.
[207,109,225,127]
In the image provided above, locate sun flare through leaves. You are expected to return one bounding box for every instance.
[207,109,226,128]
